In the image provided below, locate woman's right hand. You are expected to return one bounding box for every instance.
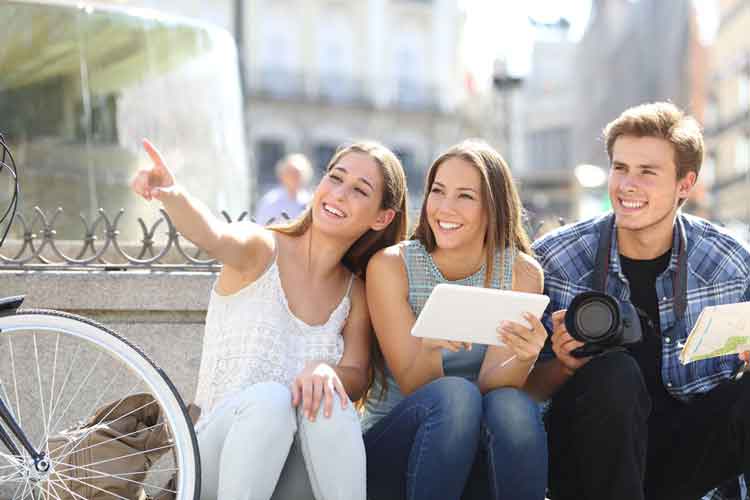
[131,139,177,201]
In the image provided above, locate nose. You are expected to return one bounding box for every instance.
[436,195,458,213]
[331,182,348,200]
[617,173,638,193]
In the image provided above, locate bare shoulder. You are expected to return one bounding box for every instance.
[512,251,544,294]
[367,243,407,278]
[366,243,409,295]
[222,222,275,276]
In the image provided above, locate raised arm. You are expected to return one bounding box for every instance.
[478,253,548,393]
[131,139,268,272]
[366,246,466,396]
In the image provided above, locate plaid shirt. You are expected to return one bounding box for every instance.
[533,212,750,500]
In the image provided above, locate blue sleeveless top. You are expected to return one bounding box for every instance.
[361,239,516,432]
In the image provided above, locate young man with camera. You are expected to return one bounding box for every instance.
[523,102,750,500]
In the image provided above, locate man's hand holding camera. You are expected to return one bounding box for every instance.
[551,310,591,376]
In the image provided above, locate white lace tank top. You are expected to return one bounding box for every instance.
[193,244,352,421]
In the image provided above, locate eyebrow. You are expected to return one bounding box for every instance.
[332,166,375,191]
[612,161,662,170]
[433,180,479,193]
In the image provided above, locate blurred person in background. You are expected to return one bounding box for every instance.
[256,153,314,225]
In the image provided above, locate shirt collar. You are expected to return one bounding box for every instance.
[608,212,685,275]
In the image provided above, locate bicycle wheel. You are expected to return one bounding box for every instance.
[0,309,200,500]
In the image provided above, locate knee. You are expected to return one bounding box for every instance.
[483,388,544,446]
[297,394,360,439]
[234,382,295,435]
[419,377,482,438]
[569,351,650,420]
[425,377,482,418]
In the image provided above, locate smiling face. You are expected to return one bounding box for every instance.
[608,135,696,238]
[311,151,394,241]
[425,157,488,252]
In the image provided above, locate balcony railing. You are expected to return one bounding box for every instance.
[248,67,442,112]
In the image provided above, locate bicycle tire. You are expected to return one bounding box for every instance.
[0,308,200,500]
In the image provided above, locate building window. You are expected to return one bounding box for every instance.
[706,93,720,130]
[703,150,717,186]
[393,146,424,209]
[314,143,339,176]
[394,31,428,108]
[256,139,286,194]
[526,128,571,170]
[735,135,750,174]
[739,74,750,111]
[258,14,302,98]
[317,14,354,103]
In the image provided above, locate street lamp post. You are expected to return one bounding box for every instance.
[492,62,523,162]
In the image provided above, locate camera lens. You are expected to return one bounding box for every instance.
[566,291,621,343]
[575,299,617,340]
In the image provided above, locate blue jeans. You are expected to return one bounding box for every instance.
[363,377,547,500]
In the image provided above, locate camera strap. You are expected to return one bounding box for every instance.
[592,213,687,322]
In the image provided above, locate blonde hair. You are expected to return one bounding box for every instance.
[412,139,531,286]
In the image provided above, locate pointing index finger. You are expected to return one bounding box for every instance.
[142,138,166,168]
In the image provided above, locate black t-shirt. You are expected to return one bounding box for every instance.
[619,250,684,415]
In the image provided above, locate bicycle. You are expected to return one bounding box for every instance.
[0,134,201,499]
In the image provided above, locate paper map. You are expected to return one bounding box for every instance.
[679,302,750,364]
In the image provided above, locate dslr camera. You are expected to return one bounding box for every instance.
[564,291,643,358]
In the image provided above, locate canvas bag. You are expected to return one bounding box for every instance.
[42,393,172,500]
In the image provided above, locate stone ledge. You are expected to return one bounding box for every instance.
[0,269,216,312]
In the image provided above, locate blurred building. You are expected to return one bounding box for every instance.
[513,21,580,224]
[242,0,481,212]
[704,0,750,233]
[572,0,698,169]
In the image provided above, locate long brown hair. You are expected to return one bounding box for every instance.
[412,139,531,286]
[270,141,408,404]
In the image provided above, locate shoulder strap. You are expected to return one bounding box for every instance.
[592,214,614,293]
[345,272,355,297]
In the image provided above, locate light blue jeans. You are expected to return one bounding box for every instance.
[197,381,366,500]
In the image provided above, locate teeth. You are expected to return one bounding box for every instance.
[621,200,645,209]
[323,204,345,217]
[438,221,461,230]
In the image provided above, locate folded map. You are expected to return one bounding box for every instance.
[680,302,750,364]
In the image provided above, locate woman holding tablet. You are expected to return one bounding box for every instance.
[362,140,548,500]
[132,139,407,500]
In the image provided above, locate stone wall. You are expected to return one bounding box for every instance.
[1,269,215,403]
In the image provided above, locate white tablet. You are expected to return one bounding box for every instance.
[411,283,550,346]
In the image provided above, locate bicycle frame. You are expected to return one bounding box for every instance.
[0,395,46,467]
[0,295,48,470]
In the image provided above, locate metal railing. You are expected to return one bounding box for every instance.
[0,207,278,271]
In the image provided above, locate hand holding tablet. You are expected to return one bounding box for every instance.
[411,283,550,347]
